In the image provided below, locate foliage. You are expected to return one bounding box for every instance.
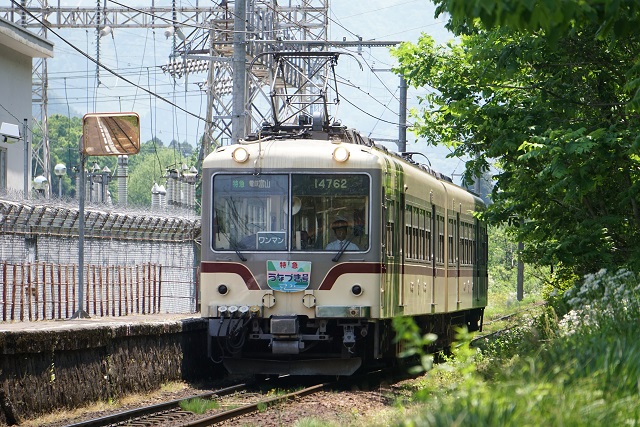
[431,0,640,110]
[487,225,547,297]
[392,8,640,279]
[392,316,438,374]
[36,114,83,197]
[559,268,640,336]
[179,397,219,413]
[394,271,640,426]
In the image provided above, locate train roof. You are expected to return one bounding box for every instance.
[239,117,484,202]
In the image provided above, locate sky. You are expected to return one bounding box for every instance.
[1,0,467,179]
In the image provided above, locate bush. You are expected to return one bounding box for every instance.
[397,268,640,426]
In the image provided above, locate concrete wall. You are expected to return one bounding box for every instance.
[0,318,218,425]
[0,42,31,193]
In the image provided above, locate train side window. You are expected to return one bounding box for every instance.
[437,214,445,264]
[468,223,472,264]
[472,224,477,263]
[426,211,432,261]
[459,223,463,265]
[416,210,419,260]
[405,204,412,259]
[461,222,468,265]
[448,218,454,265]
[462,223,471,265]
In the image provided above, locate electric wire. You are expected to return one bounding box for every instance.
[250,0,411,132]
[19,0,408,136]
[10,1,435,154]
[9,0,206,124]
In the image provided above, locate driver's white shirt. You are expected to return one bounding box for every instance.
[325,239,359,251]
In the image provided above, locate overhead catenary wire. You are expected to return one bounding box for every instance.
[11,0,446,158]
[23,0,406,137]
[9,0,206,124]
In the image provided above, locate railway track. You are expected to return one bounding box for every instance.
[63,382,248,427]
[471,301,547,346]
[63,377,329,427]
[63,368,404,427]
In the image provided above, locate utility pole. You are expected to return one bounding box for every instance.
[398,76,407,152]
[2,1,401,173]
[370,69,408,152]
[517,240,524,301]
[231,0,247,144]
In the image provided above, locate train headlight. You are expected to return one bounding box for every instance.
[232,147,250,163]
[351,284,363,296]
[332,146,350,162]
[217,284,229,295]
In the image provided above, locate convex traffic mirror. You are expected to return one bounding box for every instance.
[82,112,140,156]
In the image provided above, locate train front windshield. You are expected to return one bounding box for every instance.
[212,173,370,252]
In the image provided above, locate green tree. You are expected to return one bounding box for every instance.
[42,121,199,207]
[127,139,180,206]
[392,4,640,279]
[37,114,83,197]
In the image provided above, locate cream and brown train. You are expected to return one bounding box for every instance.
[200,122,488,376]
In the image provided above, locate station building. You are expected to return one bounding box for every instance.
[0,16,53,194]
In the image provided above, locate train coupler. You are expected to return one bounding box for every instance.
[343,325,356,347]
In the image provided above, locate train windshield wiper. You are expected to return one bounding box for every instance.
[225,234,247,262]
[229,240,247,262]
[332,236,355,262]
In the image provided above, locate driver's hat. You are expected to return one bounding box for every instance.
[331,217,349,230]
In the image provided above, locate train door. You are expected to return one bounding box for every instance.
[399,191,406,307]
[456,212,461,309]
[382,163,403,318]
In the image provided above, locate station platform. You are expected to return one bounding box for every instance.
[0,312,215,424]
[0,312,202,333]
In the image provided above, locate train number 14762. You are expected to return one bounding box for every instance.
[314,178,347,189]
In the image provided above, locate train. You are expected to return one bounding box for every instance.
[199,113,488,376]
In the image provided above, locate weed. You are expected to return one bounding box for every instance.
[179,397,220,414]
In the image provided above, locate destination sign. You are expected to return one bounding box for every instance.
[214,174,287,194]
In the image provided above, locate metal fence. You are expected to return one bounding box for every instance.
[0,261,185,321]
[0,196,201,321]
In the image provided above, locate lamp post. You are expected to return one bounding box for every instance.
[33,175,48,197]
[54,163,66,198]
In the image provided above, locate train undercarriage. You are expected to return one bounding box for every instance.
[207,308,484,376]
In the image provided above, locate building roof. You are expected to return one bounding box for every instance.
[0,16,53,58]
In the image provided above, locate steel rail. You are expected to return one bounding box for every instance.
[180,382,328,427]
[63,382,248,427]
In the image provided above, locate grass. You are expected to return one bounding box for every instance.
[179,397,220,413]
[297,270,640,426]
[396,271,640,426]
[19,381,191,427]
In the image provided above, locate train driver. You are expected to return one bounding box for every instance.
[325,217,359,251]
